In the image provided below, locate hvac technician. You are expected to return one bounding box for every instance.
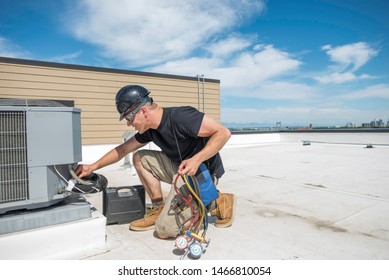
[75,85,235,239]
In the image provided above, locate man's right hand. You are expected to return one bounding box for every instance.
[75,164,94,179]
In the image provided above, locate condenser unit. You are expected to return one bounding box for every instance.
[0,99,82,214]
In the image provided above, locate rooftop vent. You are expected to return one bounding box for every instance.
[303,140,311,146]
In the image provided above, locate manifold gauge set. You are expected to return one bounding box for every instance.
[175,230,210,259]
[172,172,216,259]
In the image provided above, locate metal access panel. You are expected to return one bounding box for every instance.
[26,107,82,166]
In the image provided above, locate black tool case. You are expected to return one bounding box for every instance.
[102,185,146,225]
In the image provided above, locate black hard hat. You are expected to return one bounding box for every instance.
[115,85,152,120]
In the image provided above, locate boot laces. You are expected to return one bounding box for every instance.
[145,205,161,218]
[216,195,227,219]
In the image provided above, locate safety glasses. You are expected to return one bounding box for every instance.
[123,102,146,123]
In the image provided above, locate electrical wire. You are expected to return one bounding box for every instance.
[53,165,69,184]
[53,165,101,194]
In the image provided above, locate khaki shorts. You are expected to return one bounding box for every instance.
[136,149,199,237]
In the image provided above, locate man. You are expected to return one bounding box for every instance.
[76,84,235,239]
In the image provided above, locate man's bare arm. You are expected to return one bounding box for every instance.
[75,137,147,178]
[178,115,231,175]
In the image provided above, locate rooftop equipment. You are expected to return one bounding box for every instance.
[0,99,82,214]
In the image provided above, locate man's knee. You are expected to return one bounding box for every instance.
[132,150,143,163]
[155,228,174,239]
[132,150,149,170]
[155,217,179,239]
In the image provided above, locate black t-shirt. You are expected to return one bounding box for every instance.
[134,106,225,178]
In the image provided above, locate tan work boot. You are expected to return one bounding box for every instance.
[129,204,164,231]
[210,193,236,228]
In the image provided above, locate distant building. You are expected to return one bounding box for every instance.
[371,119,385,128]
[362,123,371,128]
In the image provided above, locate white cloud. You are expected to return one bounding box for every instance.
[342,84,389,99]
[0,36,29,58]
[210,45,302,88]
[323,42,378,72]
[148,56,220,77]
[150,44,302,89]
[49,51,83,64]
[222,81,319,100]
[223,81,317,100]
[321,44,332,51]
[314,72,373,84]
[315,42,378,84]
[66,0,266,67]
[206,35,252,57]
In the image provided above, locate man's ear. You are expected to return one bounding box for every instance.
[141,106,148,117]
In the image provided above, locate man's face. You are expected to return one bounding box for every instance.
[125,106,147,133]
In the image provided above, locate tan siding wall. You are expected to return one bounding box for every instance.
[0,58,220,145]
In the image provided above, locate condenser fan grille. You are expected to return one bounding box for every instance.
[0,111,29,204]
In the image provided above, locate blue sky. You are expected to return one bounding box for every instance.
[1,0,388,126]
